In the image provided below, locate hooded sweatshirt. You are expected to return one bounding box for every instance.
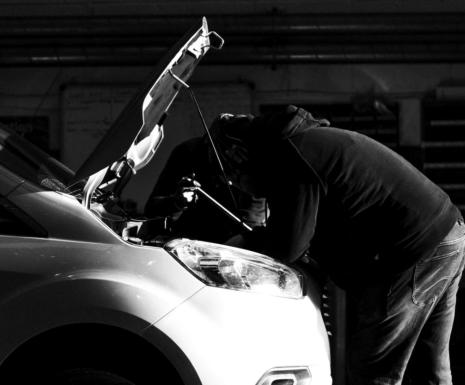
[250,105,460,289]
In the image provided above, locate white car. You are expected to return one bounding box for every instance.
[0,18,331,385]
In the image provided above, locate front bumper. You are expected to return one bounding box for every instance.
[256,367,312,385]
[152,285,332,385]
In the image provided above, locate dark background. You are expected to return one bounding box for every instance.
[2,1,465,384]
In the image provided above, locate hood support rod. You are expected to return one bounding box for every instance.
[193,185,253,232]
[168,69,238,210]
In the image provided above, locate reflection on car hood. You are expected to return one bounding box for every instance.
[0,127,75,194]
[73,17,221,183]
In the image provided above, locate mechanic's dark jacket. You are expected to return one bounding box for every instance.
[251,106,461,289]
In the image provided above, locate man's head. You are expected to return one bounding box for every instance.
[207,112,265,197]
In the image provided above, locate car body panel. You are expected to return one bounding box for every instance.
[0,165,23,197]
[0,16,332,385]
[7,180,118,243]
[0,234,205,362]
[0,176,332,384]
[153,286,332,385]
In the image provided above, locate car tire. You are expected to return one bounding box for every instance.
[47,368,136,385]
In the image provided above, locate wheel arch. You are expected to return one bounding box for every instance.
[0,322,202,385]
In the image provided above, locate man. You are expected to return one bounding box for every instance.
[144,114,267,244]
[214,105,465,385]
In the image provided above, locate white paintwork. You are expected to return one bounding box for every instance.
[154,286,332,385]
[0,233,205,360]
[127,124,164,173]
[0,176,332,384]
[9,180,118,243]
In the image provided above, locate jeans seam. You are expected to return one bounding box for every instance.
[412,276,452,306]
[424,234,465,261]
[412,245,464,306]
[423,249,461,262]
[440,238,465,246]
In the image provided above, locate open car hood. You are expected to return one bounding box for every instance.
[74,17,223,207]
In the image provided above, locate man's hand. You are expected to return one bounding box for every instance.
[174,176,201,209]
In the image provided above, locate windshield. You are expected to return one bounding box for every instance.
[0,128,75,193]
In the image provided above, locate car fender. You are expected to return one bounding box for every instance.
[0,256,204,364]
[0,277,203,384]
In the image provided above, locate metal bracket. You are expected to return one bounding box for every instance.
[207,31,225,50]
[168,69,190,89]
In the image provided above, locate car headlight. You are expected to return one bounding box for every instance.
[165,239,303,299]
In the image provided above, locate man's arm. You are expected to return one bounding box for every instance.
[265,177,321,264]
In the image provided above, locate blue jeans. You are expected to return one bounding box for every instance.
[348,220,465,385]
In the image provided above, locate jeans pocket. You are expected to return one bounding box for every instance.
[429,237,465,261]
[412,242,464,307]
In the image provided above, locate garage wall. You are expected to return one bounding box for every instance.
[1,62,464,210]
[0,3,464,213]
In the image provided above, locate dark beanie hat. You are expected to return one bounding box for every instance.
[208,113,255,172]
[207,106,318,175]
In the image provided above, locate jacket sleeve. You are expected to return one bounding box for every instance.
[265,172,321,264]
